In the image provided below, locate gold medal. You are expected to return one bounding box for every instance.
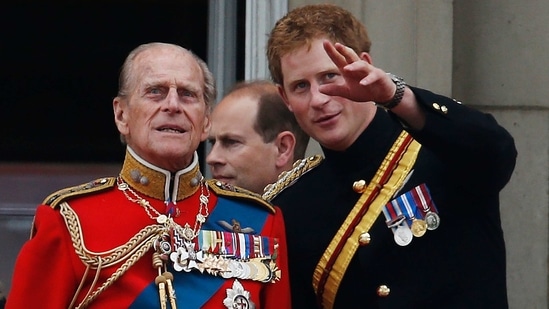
[248,261,259,280]
[410,218,427,237]
[252,260,269,281]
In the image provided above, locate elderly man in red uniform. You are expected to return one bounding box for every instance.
[6,42,290,309]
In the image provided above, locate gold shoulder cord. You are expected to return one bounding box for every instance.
[58,201,161,309]
[262,155,323,201]
[312,131,421,309]
[207,179,276,214]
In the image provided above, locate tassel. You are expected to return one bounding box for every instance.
[155,274,168,309]
[153,252,168,309]
[163,271,177,309]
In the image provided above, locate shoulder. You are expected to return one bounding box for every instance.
[43,177,116,209]
[262,154,324,201]
[206,179,276,214]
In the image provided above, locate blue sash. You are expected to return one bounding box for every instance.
[130,196,269,308]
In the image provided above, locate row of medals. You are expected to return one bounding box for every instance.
[390,211,440,246]
[154,223,279,283]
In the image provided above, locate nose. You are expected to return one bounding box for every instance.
[163,88,182,113]
[206,143,225,168]
[310,83,330,108]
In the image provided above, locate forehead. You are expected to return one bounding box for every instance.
[280,39,335,83]
[211,95,259,131]
[133,47,203,89]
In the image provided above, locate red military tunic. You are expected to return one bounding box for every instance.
[6,148,290,309]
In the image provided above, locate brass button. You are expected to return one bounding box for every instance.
[441,105,448,114]
[358,232,371,245]
[377,285,390,297]
[353,180,367,193]
[432,102,440,110]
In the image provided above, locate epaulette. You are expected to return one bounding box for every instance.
[262,155,324,201]
[44,177,117,209]
[206,179,276,214]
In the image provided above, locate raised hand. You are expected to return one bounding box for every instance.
[319,40,396,104]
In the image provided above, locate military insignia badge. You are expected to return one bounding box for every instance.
[223,279,255,309]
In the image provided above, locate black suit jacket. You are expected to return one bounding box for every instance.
[273,87,517,309]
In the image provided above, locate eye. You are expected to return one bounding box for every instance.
[293,81,309,93]
[219,137,243,149]
[326,72,337,80]
[223,139,239,147]
[144,86,166,100]
[178,88,201,103]
[181,89,194,97]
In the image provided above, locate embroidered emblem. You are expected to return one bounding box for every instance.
[223,279,255,309]
[217,219,255,234]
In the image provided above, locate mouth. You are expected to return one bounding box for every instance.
[156,125,186,134]
[213,175,233,183]
[314,112,338,124]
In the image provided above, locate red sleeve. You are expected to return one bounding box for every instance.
[260,206,292,309]
[5,205,81,309]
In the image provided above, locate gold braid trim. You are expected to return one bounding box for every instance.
[262,155,324,201]
[45,178,116,209]
[76,237,157,309]
[207,179,276,214]
[58,202,162,308]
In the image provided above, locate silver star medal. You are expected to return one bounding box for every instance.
[223,279,255,309]
[170,240,205,272]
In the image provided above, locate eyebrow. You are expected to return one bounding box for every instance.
[141,78,201,93]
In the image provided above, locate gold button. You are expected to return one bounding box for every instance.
[441,105,448,114]
[353,180,367,193]
[377,285,390,297]
[358,232,371,245]
[432,103,440,110]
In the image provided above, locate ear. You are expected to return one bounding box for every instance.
[113,97,129,136]
[277,84,293,112]
[274,131,296,168]
[200,111,212,141]
[359,51,373,64]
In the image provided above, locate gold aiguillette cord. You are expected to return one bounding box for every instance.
[153,252,177,309]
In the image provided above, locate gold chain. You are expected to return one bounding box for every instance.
[116,176,210,241]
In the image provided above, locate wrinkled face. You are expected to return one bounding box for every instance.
[278,38,371,151]
[114,46,210,171]
[206,94,279,194]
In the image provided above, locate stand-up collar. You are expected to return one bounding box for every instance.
[119,147,202,201]
[322,108,403,172]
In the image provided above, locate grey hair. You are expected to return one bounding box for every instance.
[116,42,216,110]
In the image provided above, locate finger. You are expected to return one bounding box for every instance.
[343,60,372,75]
[319,83,348,98]
[323,40,348,69]
[334,42,360,63]
[359,69,387,86]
